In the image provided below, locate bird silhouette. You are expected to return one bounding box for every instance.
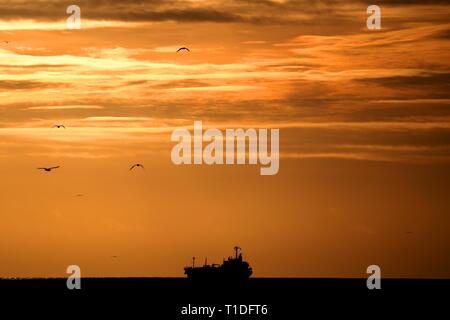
[53,125,66,129]
[2,41,11,44]
[130,163,145,171]
[177,47,190,52]
[37,166,60,172]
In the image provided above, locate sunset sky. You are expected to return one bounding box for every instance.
[0,0,449,278]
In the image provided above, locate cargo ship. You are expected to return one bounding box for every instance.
[184,247,253,281]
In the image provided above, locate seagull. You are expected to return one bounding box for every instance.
[53,125,66,129]
[130,163,145,171]
[177,47,190,52]
[76,194,84,197]
[2,41,11,44]
[37,166,60,172]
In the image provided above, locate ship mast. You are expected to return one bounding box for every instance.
[234,246,241,259]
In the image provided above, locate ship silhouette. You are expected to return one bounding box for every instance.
[184,246,253,281]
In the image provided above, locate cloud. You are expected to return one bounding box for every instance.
[243,40,267,45]
[0,0,365,25]
[0,80,67,90]
[367,0,450,5]
[0,1,263,24]
[0,0,449,166]
[0,0,447,32]
[28,105,104,110]
[83,116,153,122]
[357,73,450,88]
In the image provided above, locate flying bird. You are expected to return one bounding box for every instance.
[130,163,145,171]
[177,47,190,52]
[2,41,11,44]
[53,125,66,129]
[37,166,60,172]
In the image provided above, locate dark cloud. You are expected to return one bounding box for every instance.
[434,28,450,39]
[0,2,281,24]
[360,0,450,5]
[0,0,447,25]
[2,0,443,25]
[0,64,75,69]
[89,8,244,23]
[148,79,217,89]
[357,73,450,90]
[0,80,68,90]
[0,4,232,22]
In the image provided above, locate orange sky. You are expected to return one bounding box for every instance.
[0,0,449,278]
